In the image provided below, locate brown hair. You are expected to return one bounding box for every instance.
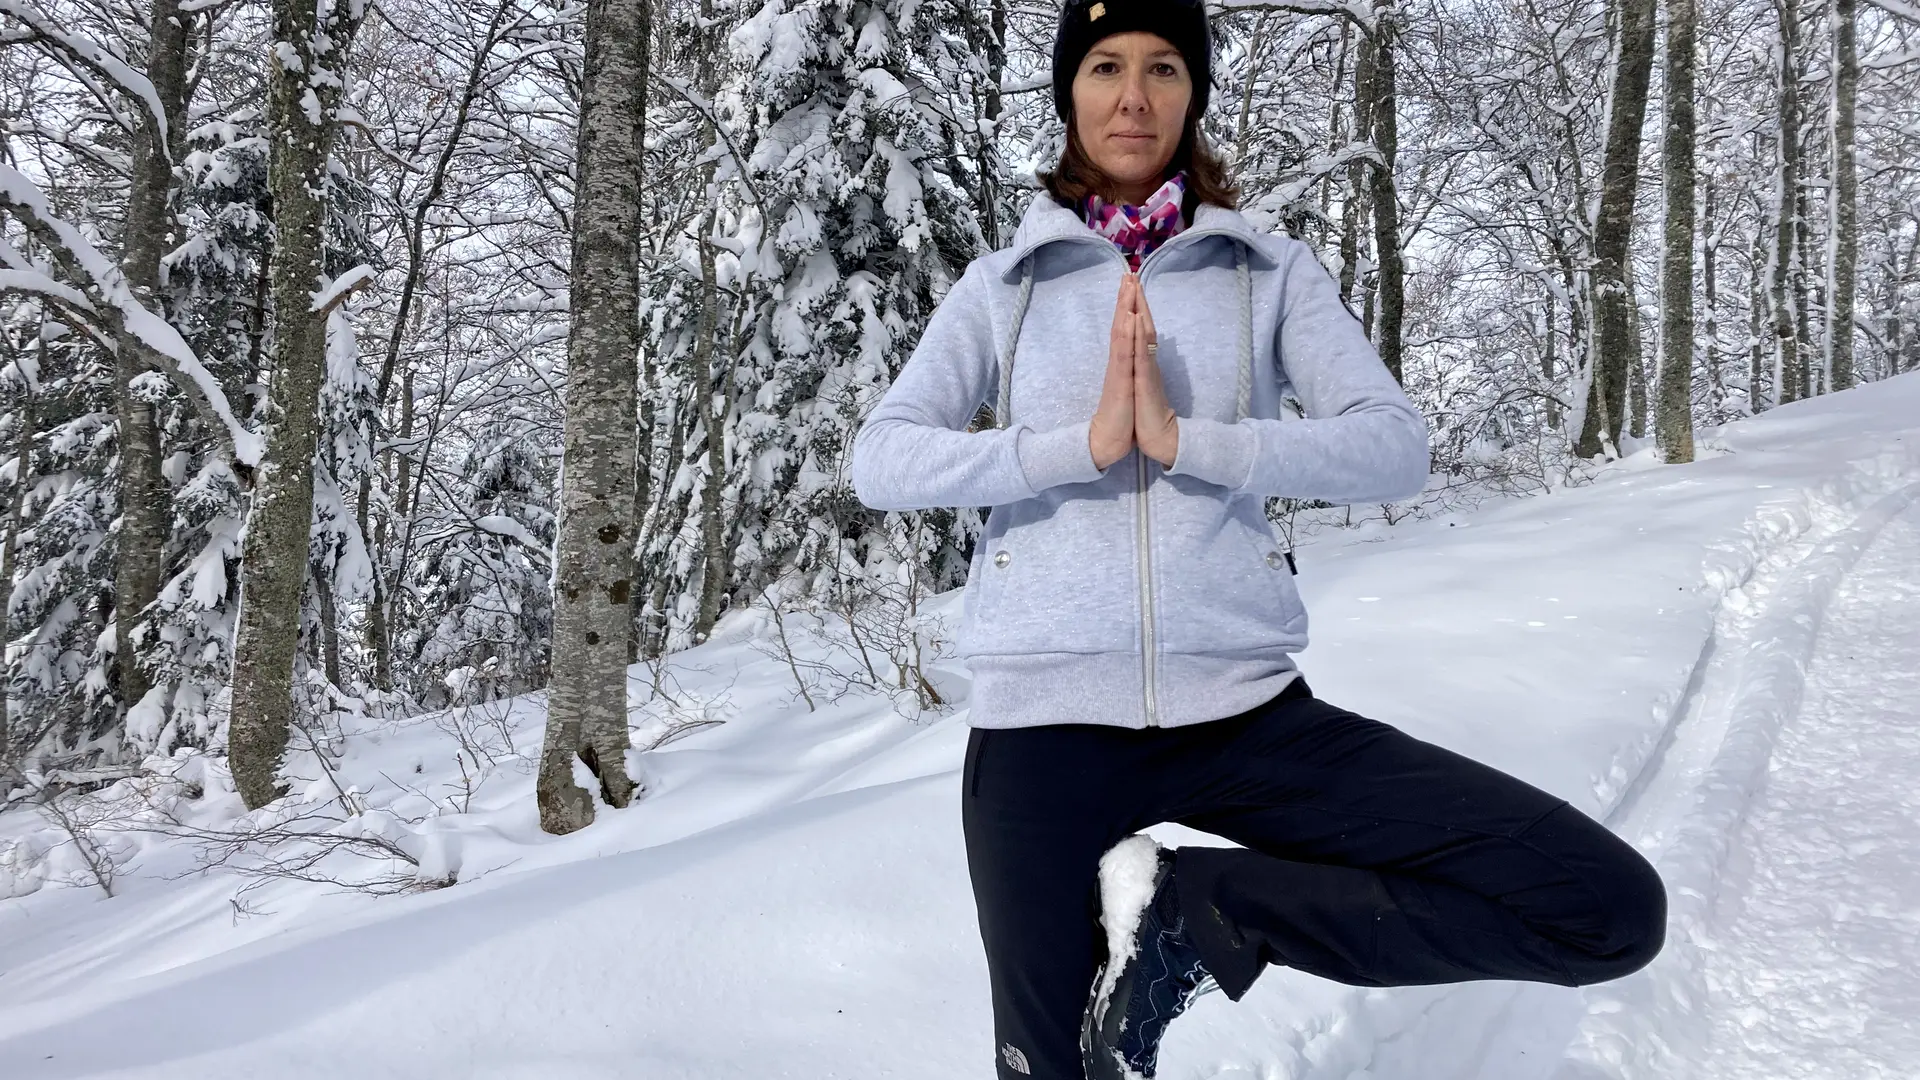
[1037,101,1241,217]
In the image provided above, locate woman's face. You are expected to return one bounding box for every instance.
[1070,31,1192,202]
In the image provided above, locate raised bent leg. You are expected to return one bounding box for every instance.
[1161,693,1668,999]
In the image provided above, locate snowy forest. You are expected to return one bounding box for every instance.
[1,0,1917,834]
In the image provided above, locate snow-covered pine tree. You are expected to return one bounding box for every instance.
[135,115,273,756]
[396,421,556,710]
[2,317,117,761]
[632,0,986,659]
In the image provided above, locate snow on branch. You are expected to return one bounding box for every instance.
[0,164,263,466]
[1216,0,1380,31]
[473,514,551,557]
[1863,0,1920,22]
[312,264,376,313]
[0,0,171,148]
[0,268,95,313]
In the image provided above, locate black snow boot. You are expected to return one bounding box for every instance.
[1081,836,1221,1079]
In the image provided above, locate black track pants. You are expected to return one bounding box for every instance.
[960,676,1667,1080]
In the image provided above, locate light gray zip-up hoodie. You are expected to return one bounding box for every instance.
[849,191,1429,730]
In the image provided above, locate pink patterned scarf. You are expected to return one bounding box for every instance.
[1082,169,1190,271]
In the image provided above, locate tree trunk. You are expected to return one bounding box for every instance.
[1367,8,1406,384]
[692,210,728,645]
[1321,19,1351,233]
[1629,294,1648,440]
[228,0,363,810]
[1340,27,1375,307]
[1749,214,1768,409]
[1826,0,1857,392]
[1657,0,1698,462]
[1543,285,1560,430]
[1703,161,1723,407]
[638,386,692,660]
[628,6,653,663]
[1791,76,1817,398]
[536,0,650,835]
[1578,0,1659,457]
[0,349,31,759]
[114,0,196,727]
[1892,231,1920,376]
[315,559,342,690]
[1769,0,1801,406]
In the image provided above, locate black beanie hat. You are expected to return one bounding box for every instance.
[1051,0,1214,124]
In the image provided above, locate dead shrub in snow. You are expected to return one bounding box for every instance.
[32,783,129,897]
[747,511,955,720]
[628,649,737,752]
[144,796,448,898]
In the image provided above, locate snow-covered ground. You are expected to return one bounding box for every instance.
[2,373,1917,1080]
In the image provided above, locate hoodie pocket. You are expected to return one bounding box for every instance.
[1241,515,1308,629]
[1152,496,1308,653]
[956,493,1137,656]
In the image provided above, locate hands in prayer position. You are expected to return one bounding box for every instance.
[1089,271,1180,471]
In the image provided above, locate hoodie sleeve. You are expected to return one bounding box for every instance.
[1165,237,1431,503]
[850,259,1113,511]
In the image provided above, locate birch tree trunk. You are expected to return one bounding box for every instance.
[1769,0,1802,405]
[536,0,649,835]
[1825,0,1857,392]
[115,0,195,724]
[228,0,364,810]
[1578,0,1658,457]
[1658,0,1698,462]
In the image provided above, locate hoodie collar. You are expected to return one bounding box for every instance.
[998,189,1279,279]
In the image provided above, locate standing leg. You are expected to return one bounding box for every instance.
[1160,686,1667,1000]
[962,723,1156,1080]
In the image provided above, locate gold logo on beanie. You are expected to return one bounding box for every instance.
[1089,2,1105,19]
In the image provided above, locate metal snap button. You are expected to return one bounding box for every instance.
[993,550,1011,568]
[1265,550,1284,569]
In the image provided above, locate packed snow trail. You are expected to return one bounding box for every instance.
[1663,499,1920,1080]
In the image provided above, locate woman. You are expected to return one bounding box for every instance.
[849,2,1667,1077]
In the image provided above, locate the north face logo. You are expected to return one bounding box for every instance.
[1000,1041,1031,1075]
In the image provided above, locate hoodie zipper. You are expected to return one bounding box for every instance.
[1056,225,1241,728]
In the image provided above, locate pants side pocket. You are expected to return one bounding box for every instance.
[964,726,994,799]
